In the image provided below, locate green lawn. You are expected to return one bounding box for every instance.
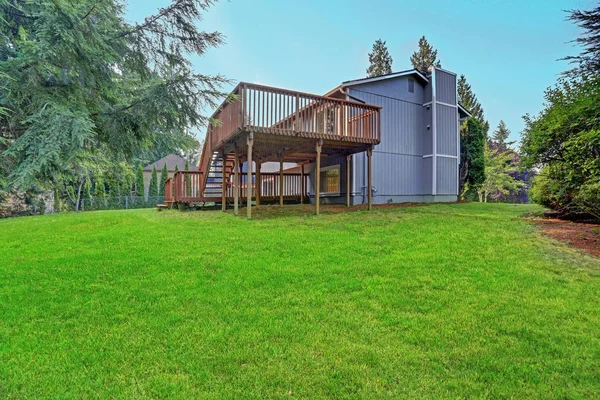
[1,203,599,398]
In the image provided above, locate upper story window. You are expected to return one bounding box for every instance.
[408,78,415,93]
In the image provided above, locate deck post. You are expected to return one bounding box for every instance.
[346,154,351,207]
[247,134,253,219]
[315,140,322,215]
[279,156,284,207]
[300,164,305,204]
[256,160,261,207]
[367,146,373,211]
[221,151,227,212]
[234,150,239,216]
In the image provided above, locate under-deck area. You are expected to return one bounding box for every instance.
[165,82,381,218]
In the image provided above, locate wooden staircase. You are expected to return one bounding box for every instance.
[202,151,236,200]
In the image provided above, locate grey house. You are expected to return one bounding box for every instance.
[306,67,470,205]
[169,66,471,217]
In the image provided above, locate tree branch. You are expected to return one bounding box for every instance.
[115,0,185,39]
[81,4,96,20]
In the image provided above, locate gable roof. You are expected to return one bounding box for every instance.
[341,69,429,88]
[458,104,472,119]
[143,154,196,172]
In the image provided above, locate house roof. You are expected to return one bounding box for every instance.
[143,154,197,172]
[330,68,472,120]
[341,69,429,88]
[458,104,472,119]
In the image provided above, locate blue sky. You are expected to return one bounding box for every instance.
[126,0,591,143]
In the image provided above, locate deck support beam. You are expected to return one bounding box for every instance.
[346,154,351,207]
[221,151,226,212]
[247,134,253,219]
[367,146,373,211]
[279,156,284,207]
[300,164,305,204]
[315,140,322,215]
[234,150,239,216]
[256,161,261,207]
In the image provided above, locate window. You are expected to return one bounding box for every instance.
[319,165,340,194]
[408,78,415,93]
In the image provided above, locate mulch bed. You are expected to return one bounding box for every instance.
[532,218,600,258]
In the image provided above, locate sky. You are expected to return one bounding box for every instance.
[126,0,592,144]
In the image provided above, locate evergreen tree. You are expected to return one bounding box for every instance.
[457,75,489,134]
[184,159,191,196]
[94,177,105,198]
[490,120,513,151]
[84,179,92,199]
[492,120,510,144]
[149,166,158,197]
[159,163,169,197]
[135,165,145,198]
[122,171,133,198]
[366,39,393,77]
[564,6,600,76]
[0,0,230,189]
[459,118,486,197]
[478,144,525,202]
[410,36,441,74]
[173,164,179,195]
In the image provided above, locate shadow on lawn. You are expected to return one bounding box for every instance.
[220,202,429,220]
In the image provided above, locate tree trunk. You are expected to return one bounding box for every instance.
[75,180,84,211]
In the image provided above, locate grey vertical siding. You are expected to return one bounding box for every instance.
[436,157,457,195]
[435,70,457,105]
[423,106,432,154]
[423,81,432,104]
[433,68,458,197]
[348,76,427,202]
[421,157,433,194]
[305,153,350,204]
[436,105,458,156]
[332,69,460,203]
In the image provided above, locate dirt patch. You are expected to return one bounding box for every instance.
[532,218,600,258]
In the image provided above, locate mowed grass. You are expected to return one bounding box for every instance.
[1,203,599,398]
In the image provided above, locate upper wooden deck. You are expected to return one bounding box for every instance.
[166,82,381,216]
[203,82,381,166]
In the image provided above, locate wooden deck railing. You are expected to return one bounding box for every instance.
[195,82,381,205]
[227,172,307,200]
[173,171,204,203]
[172,170,307,203]
[206,82,381,152]
[165,178,174,202]
[241,83,381,141]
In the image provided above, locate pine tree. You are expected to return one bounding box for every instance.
[491,120,511,148]
[564,6,600,76]
[84,179,92,199]
[184,159,191,196]
[94,177,105,198]
[459,118,486,198]
[135,165,145,198]
[410,36,441,74]
[0,0,230,189]
[122,172,133,198]
[173,164,179,195]
[159,163,169,197]
[149,166,159,197]
[366,39,393,77]
[457,75,489,134]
